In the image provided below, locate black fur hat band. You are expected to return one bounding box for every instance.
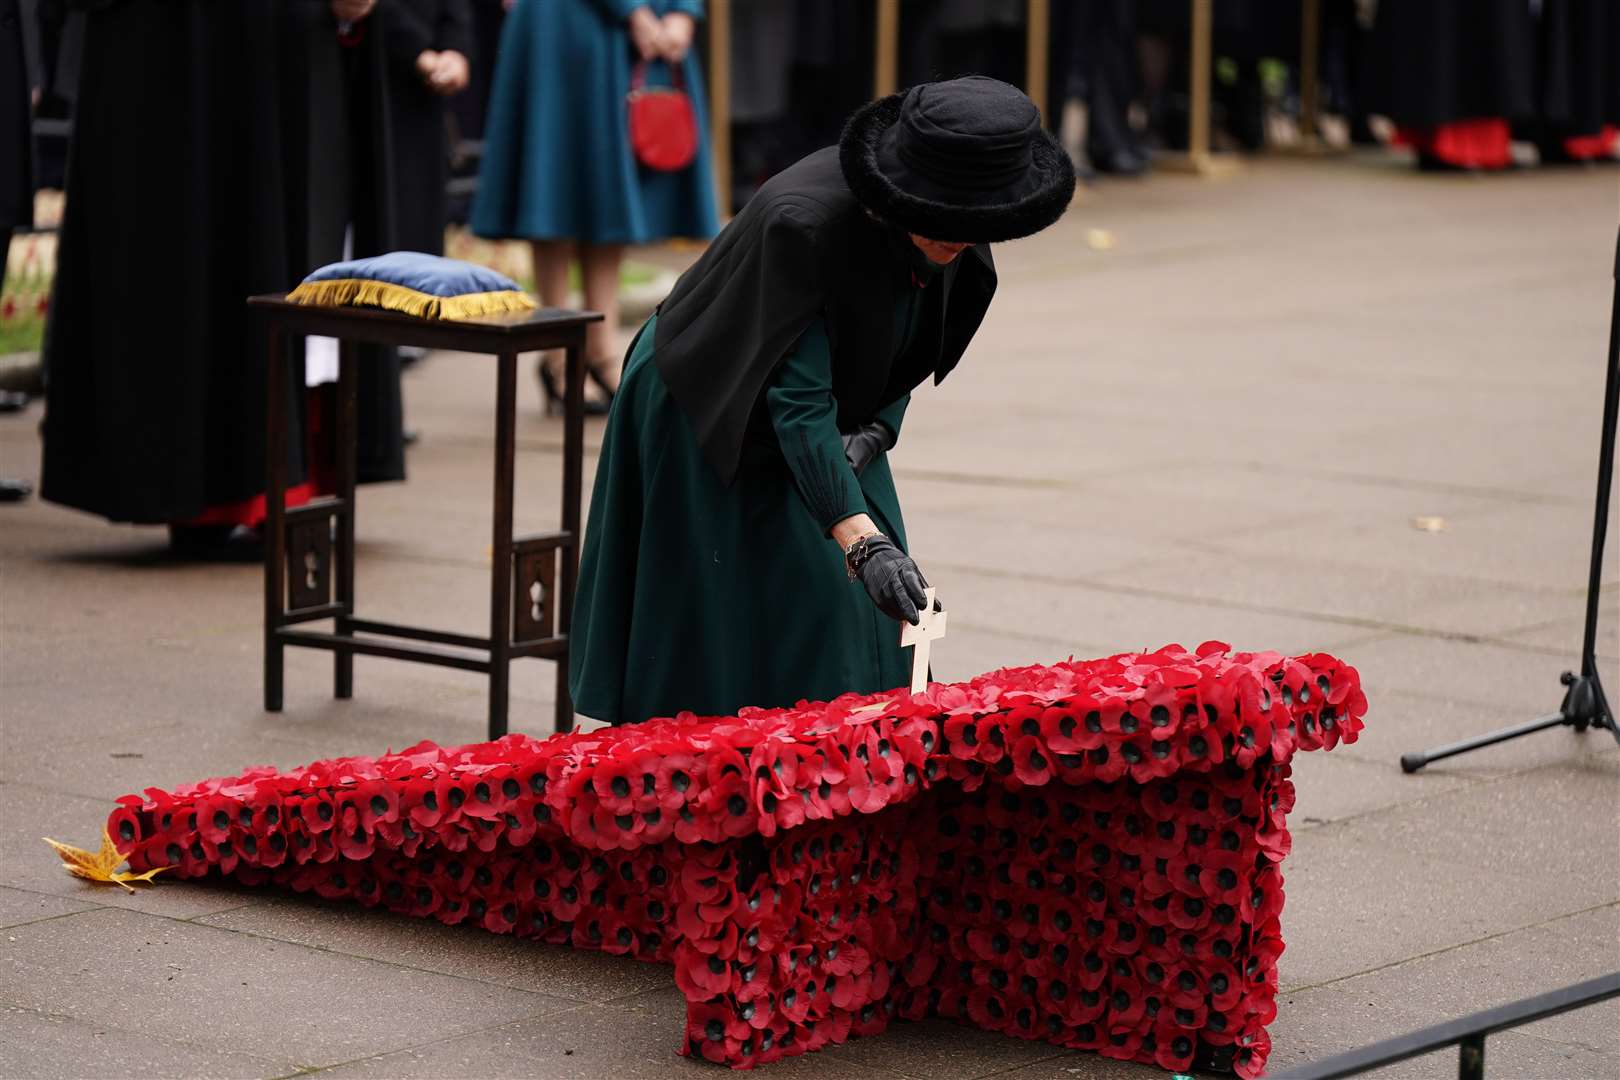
[839,76,1077,244]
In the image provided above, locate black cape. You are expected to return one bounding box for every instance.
[40,0,404,524]
[651,146,997,486]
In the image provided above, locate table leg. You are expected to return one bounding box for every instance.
[557,334,585,734]
[489,350,518,739]
[1189,0,1212,172]
[334,339,358,699]
[264,324,287,713]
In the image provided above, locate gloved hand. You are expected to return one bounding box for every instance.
[841,421,894,476]
[851,534,930,624]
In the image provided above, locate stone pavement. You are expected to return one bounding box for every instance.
[3,153,1618,1079]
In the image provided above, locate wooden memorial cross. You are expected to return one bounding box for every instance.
[900,587,947,694]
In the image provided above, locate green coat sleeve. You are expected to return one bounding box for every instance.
[875,393,910,445]
[765,320,868,534]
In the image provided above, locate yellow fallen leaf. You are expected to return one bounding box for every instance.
[42,827,170,893]
[1411,515,1448,533]
[1086,228,1117,251]
[42,828,122,877]
[110,867,171,893]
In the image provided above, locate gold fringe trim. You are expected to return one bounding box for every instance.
[286,278,537,320]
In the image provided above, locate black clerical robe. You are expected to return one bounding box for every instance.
[40,0,404,524]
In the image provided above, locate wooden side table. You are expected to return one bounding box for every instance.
[248,295,602,738]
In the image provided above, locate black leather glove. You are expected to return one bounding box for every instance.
[850,534,929,624]
[841,421,894,476]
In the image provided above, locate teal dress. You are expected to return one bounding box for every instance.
[470,0,720,244]
[569,257,944,725]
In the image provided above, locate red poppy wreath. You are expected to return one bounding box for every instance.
[95,643,1364,1076]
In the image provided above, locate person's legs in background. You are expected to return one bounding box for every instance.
[530,237,609,415]
[579,242,624,394]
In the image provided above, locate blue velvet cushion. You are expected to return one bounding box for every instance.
[287,251,536,319]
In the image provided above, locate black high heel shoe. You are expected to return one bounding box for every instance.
[587,363,618,403]
[536,361,611,417]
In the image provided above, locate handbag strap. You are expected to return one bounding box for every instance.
[630,59,686,93]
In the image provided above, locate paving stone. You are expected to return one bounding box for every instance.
[1325,687,1620,779]
[1186,491,1612,596]
[975,1051,1178,1079]
[0,887,101,930]
[938,565,1374,659]
[3,714,444,803]
[0,1003,287,1080]
[1325,633,1597,717]
[930,624,1117,687]
[1285,749,1481,829]
[1278,761,1620,991]
[1092,548,1573,643]
[198,895,672,1003]
[1,907,570,1069]
[820,1016,1075,1080]
[309,998,910,1079]
[1498,609,1620,664]
[1,783,263,920]
[1272,996,1620,1080]
[905,504,1188,584]
[1271,907,1620,1078]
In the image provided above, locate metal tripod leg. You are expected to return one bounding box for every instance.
[1401,226,1619,773]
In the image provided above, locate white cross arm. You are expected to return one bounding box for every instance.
[899,587,948,694]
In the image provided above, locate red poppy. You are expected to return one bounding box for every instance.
[843,759,889,814]
[1010,736,1054,786]
[892,715,938,763]
[1233,1026,1272,1080]
[107,804,144,853]
[1246,930,1286,991]
[685,1000,744,1064]
[1033,704,1087,755]
[465,814,505,853]
[965,986,1010,1029]
[941,714,983,759]
[1189,859,1240,905]
[295,792,336,835]
[401,774,447,828]
[702,743,746,788]
[1256,820,1292,863]
[971,714,1009,764]
[195,794,239,845]
[342,784,391,832]
[333,809,372,862]
[1075,949,1109,992]
[1100,1023,1145,1060]
[1152,1015,1198,1072]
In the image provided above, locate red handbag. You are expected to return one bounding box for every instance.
[627,60,699,172]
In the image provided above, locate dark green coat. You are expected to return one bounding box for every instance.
[569,252,963,725]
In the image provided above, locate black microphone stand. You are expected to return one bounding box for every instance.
[1401,226,1619,773]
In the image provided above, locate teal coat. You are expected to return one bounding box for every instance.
[471,0,719,244]
[569,256,950,725]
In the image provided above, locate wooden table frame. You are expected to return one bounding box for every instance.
[248,295,601,738]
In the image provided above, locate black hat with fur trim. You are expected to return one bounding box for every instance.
[839,75,1076,244]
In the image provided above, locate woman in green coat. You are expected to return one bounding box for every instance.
[569,76,1076,726]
